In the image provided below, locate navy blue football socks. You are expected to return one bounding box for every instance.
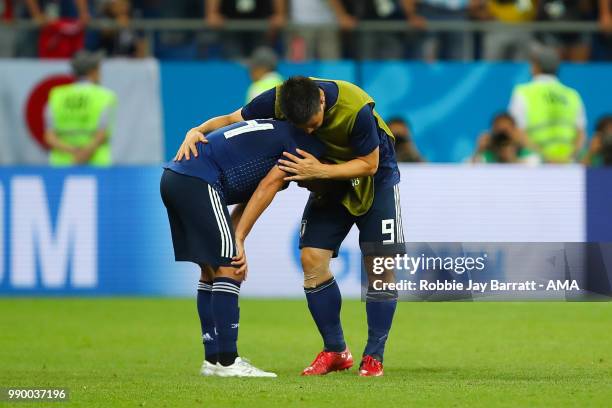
[304,278,346,353]
[212,277,241,366]
[363,298,397,362]
[197,280,218,364]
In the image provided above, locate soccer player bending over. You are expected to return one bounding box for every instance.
[176,76,404,377]
[161,119,324,377]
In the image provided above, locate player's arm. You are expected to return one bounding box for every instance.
[231,166,287,274]
[278,105,380,180]
[175,108,244,161]
[279,147,379,181]
[234,166,287,243]
[175,89,277,161]
[230,203,246,228]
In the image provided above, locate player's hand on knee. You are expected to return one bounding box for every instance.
[174,129,207,161]
[232,241,248,280]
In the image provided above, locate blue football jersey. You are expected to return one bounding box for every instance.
[166,119,326,204]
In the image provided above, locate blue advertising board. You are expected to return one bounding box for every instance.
[0,167,177,296]
[0,165,603,297]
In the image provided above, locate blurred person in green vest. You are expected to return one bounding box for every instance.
[44,50,117,166]
[508,43,586,163]
[245,47,283,103]
[582,114,612,166]
[472,112,540,165]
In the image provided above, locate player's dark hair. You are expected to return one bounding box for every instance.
[278,76,321,125]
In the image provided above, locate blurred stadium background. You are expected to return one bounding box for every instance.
[1,1,612,406]
[1,0,611,297]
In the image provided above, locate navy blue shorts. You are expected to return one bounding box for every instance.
[299,184,405,257]
[160,169,236,267]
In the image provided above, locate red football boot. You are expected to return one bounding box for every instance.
[358,355,384,377]
[301,348,353,376]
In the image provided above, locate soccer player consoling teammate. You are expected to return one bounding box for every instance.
[176,76,404,377]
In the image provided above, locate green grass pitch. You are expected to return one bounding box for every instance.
[1,298,611,407]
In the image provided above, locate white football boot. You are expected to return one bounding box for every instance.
[200,360,219,376]
[215,357,277,378]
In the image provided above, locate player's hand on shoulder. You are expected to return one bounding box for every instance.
[174,128,207,161]
[279,149,326,181]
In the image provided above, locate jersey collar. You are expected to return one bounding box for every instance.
[533,74,558,83]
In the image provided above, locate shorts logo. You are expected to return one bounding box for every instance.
[300,220,307,238]
[351,178,360,187]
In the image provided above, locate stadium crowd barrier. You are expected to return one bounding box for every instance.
[10,18,605,61]
[1,60,611,165]
[0,165,609,297]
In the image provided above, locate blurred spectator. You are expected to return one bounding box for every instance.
[594,0,612,60]
[287,0,340,60]
[329,0,410,60]
[24,0,90,26]
[17,0,91,58]
[402,0,480,61]
[388,117,425,162]
[601,0,612,28]
[205,0,286,59]
[93,0,147,58]
[537,0,594,61]
[582,114,612,166]
[147,0,202,59]
[245,46,283,102]
[1,0,13,20]
[480,0,537,60]
[0,0,15,57]
[38,18,85,58]
[508,44,586,163]
[45,50,117,166]
[472,112,540,164]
